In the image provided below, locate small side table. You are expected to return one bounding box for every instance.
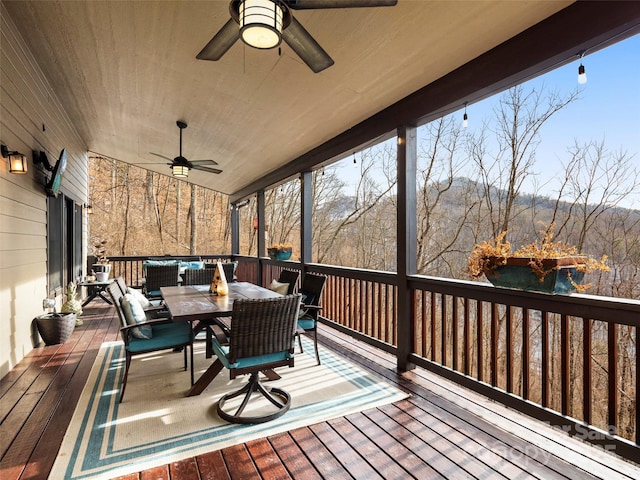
[78,280,114,307]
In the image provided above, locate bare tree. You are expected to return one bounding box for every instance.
[470,85,580,238]
[416,116,480,276]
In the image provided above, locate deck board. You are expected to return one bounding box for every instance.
[1,299,639,480]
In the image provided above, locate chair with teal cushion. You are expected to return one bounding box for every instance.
[296,273,327,365]
[144,263,180,299]
[211,294,301,424]
[107,283,193,402]
[277,269,300,295]
[183,268,215,286]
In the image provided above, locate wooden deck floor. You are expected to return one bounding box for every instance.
[1,300,639,480]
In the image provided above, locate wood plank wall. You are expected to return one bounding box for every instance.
[0,4,88,377]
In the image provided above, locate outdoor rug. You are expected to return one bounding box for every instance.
[50,336,408,479]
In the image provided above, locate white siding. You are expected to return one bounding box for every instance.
[1,5,88,377]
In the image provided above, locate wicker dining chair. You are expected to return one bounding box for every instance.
[182,268,215,286]
[211,294,302,424]
[144,264,180,299]
[107,283,193,402]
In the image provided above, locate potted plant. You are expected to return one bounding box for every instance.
[268,243,293,261]
[467,225,609,294]
[35,298,76,345]
[92,239,111,282]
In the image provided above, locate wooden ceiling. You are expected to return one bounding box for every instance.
[1,1,590,195]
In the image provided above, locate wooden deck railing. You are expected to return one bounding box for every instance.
[106,254,639,460]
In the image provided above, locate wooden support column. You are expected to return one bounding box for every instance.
[231,202,240,255]
[397,125,417,372]
[257,190,265,283]
[300,171,313,268]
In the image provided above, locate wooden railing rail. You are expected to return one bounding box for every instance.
[409,275,639,459]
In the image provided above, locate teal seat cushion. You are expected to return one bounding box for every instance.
[126,322,191,353]
[181,260,204,270]
[297,317,316,330]
[146,289,162,297]
[211,339,292,370]
[142,259,179,273]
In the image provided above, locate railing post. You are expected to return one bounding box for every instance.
[397,125,416,371]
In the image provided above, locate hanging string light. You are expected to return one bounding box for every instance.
[462,102,469,128]
[578,50,587,84]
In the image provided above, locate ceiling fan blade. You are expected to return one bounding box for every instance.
[192,165,223,174]
[190,159,219,166]
[282,17,334,73]
[196,18,240,61]
[150,152,174,162]
[286,0,397,9]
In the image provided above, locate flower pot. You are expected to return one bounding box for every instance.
[268,248,292,261]
[484,256,586,294]
[92,263,111,282]
[35,313,77,345]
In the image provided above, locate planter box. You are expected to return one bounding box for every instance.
[484,256,586,294]
[35,313,77,345]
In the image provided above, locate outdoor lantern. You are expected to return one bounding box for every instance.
[578,63,587,84]
[462,102,469,128]
[239,0,284,50]
[2,145,28,174]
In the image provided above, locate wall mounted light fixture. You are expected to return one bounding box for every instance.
[2,144,28,174]
[84,203,93,214]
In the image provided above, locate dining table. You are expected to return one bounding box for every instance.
[160,281,281,396]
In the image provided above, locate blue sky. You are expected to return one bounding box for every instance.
[463,33,639,205]
[335,34,639,209]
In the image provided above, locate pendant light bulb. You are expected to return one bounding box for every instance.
[462,103,469,129]
[578,63,587,84]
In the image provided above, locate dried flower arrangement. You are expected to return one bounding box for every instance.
[269,243,293,251]
[268,243,293,261]
[467,224,609,293]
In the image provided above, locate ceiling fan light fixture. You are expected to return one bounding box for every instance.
[172,164,189,178]
[239,0,284,49]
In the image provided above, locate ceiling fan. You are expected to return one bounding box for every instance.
[149,121,222,178]
[196,0,398,73]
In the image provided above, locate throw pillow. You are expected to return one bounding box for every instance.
[269,279,289,295]
[127,287,151,309]
[121,294,153,339]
